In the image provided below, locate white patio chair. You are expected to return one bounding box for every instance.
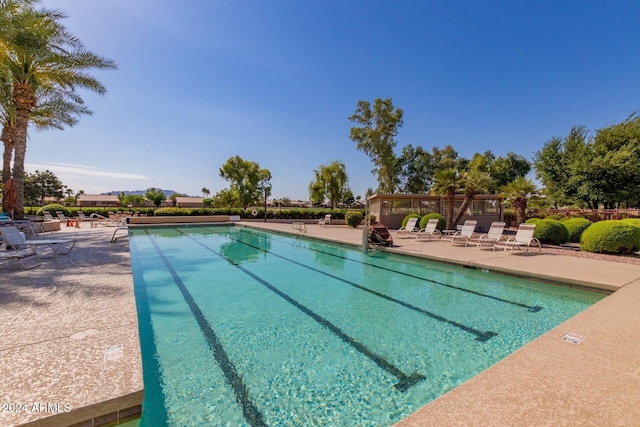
[466,221,507,248]
[493,223,541,253]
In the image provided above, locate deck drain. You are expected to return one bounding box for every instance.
[70,329,99,340]
[561,332,585,344]
[104,344,124,361]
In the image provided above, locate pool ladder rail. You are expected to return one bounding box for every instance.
[110,227,129,243]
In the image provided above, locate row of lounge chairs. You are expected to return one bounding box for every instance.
[0,216,77,269]
[396,218,541,252]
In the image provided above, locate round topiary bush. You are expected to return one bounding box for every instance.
[37,203,70,217]
[525,218,541,224]
[532,219,569,245]
[580,220,640,254]
[401,214,421,228]
[562,218,593,243]
[419,213,446,231]
[620,219,640,248]
[345,210,363,228]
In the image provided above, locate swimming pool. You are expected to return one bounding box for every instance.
[129,225,604,426]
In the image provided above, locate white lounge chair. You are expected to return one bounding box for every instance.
[416,219,442,241]
[0,224,76,258]
[0,225,40,270]
[465,221,507,248]
[318,214,332,227]
[493,223,541,253]
[446,220,478,245]
[396,217,420,239]
[43,211,55,221]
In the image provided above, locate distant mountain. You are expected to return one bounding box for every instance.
[102,189,185,198]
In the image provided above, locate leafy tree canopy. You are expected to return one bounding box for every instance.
[308,160,350,208]
[218,155,271,209]
[349,98,403,193]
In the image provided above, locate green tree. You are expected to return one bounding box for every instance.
[349,98,403,193]
[64,186,73,205]
[145,188,166,208]
[121,194,145,206]
[212,188,239,208]
[308,161,350,209]
[489,152,531,190]
[588,113,640,208]
[219,155,271,209]
[432,168,463,230]
[397,144,435,193]
[23,169,62,205]
[452,170,494,227]
[432,145,467,172]
[501,177,540,226]
[201,187,210,198]
[1,4,116,217]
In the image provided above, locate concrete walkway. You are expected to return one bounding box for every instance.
[2,221,639,426]
[0,225,142,427]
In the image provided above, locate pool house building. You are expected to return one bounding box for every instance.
[368,193,503,231]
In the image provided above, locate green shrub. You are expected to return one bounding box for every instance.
[533,219,569,245]
[369,214,377,223]
[401,214,421,228]
[544,213,566,221]
[580,220,640,254]
[525,218,541,224]
[562,218,593,243]
[419,213,446,231]
[37,203,70,217]
[345,211,363,227]
[621,219,640,248]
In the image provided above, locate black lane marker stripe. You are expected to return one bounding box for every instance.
[143,230,267,427]
[238,228,543,313]
[178,230,425,392]
[216,230,496,342]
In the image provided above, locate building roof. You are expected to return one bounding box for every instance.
[77,194,120,202]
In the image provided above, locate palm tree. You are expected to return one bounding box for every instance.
[201,187,210,198]
[2,5,116,217]
[452,170,494,227]
[501,177,540,226]
[432,168,463,229]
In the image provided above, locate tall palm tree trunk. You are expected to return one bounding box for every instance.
[12,82,36,219]
[452,192,474,228]
[2,125,14,185]
[446,190,456,229]
[514,198,527,225]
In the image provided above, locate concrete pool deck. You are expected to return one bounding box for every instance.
[1,221,639,426]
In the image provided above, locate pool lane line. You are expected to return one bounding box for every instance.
[178,230,426,392]
[236,227,543,313]
[213,230,497,342]
[128,237,170,425]
[143,230,267,427]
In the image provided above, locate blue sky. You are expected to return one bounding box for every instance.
[30,0,639,200]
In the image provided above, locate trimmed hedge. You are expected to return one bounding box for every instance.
[37,204,70,217]
[562,218,593,243]
[532,219,569,245]
[401,214,422,228]
[621,219,640,248]
[580,220,640,254]
[419,213,446,231]
[345,211,363,227]
[525,218,541,224]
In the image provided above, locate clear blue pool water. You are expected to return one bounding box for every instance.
[129,225,604,426]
